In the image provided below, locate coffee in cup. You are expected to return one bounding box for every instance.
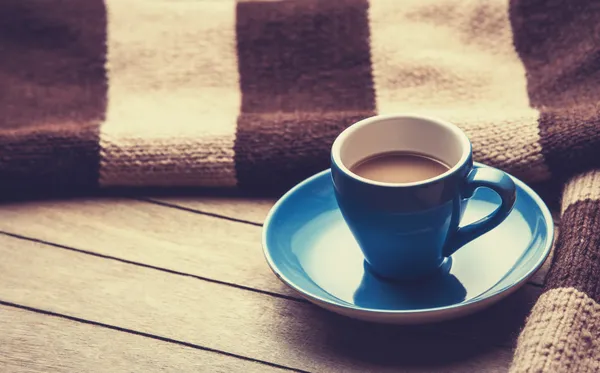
[350,151,450,184]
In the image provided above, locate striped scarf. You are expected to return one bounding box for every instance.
[1,0,599,371]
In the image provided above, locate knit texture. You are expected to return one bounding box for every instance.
[1,0,600,371]
[511,288,600,373]
[510,170,600,372]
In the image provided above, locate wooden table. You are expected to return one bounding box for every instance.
[0,193,556,372]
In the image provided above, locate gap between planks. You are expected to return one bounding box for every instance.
[0,229,303,304]
[0,233,515,373]
[0,302,303,373]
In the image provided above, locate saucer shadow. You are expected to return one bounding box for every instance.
[278,299,504,370]
[353,259,467,310]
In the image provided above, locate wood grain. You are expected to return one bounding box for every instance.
[0,198,292,297]
[0,305,289,373]
[147,195,274,225]
[0,198,544,347]
[0,234,515,373]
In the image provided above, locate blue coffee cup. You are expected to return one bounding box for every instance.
[331,114,516,281]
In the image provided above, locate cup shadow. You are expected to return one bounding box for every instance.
[353,259,467,310]
[278,302,505,370]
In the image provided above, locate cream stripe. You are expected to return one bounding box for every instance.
[368,0,550,182]
[562,170,600,212]
[100,0,239,187]
[510,287,600,373]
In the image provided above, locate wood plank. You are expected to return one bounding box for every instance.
[0,234,515,373]
[0,198,544,346]
[0,198,291,297]
[0,305,290,373]
[147,195,274,225]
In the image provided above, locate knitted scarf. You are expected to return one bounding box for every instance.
[1,0,599,371]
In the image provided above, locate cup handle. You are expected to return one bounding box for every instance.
[444,167,517,257]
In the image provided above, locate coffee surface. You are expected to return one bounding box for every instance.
[350,151,450,183]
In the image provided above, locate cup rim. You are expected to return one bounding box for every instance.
[331,113,472,187]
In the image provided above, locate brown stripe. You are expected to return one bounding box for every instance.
[234,0,375,191]
[509,0,600,108]
[544,199,600,303]
[510,0,600,179]
[537,109,600,180]
[510,287,600,373]
[0,0,106,196]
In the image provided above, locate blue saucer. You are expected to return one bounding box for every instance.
[263,163,554,324]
